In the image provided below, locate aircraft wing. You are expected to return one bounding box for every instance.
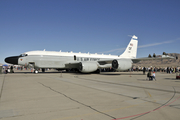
[64,55,175,70]
[132,55,175,63]
[97,59,113,65]
[65,60,113,70]
[65,61,108,68]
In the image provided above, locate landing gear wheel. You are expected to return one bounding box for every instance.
[34,70,38,74]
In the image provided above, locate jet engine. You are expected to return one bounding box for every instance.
[79,62,98,73]
[112,59,132,71]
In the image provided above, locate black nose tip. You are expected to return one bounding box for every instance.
[5,56,19,64]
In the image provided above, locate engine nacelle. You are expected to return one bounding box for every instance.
[79,62,98,73]
[112,59,132,71]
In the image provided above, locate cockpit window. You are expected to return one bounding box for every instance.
[19,54,28,57]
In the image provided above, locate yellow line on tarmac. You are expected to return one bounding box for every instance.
[148,92,152,97]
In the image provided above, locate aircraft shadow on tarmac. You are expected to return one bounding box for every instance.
[101,74,146,76]
[9,71,97,75]
[100,72,145,76]
[7,71,147,76]
[164,78,180,81]
[10,72,76,74]
[137,78,180,82]
[137,79,150,81]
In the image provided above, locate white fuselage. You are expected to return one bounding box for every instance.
[18,51,120,68]
[5,35,139,73]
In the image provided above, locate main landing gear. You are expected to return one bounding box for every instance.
[34,69,39,74]
[34,68,45,74]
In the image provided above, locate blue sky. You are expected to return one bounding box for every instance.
[0,0,180,64]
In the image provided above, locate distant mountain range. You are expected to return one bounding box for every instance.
[134,53,180,67]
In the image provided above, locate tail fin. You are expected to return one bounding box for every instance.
[120,35,138,59]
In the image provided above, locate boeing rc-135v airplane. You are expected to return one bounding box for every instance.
[5,35,174,73]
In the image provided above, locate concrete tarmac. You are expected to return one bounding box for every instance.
[0,70,180,120]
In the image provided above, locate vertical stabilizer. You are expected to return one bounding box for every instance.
[120,35,138,58]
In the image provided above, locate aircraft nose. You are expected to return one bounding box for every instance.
[5,56,19,64]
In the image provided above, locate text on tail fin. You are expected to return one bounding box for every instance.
[120,35,138,58]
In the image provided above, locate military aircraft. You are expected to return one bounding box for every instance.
[5,35,174,73]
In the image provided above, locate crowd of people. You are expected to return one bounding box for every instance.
[2,65,25,74]
[131,66,180,73]
[131,66,180,81]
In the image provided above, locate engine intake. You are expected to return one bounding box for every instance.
[112,60,118,69]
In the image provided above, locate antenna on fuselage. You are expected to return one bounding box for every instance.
[43,49,45,51]
[128,35,133,37]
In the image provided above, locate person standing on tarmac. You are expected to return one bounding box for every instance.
[143,67,146,75]
[5,66,8,74]
[10,66,14,73]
